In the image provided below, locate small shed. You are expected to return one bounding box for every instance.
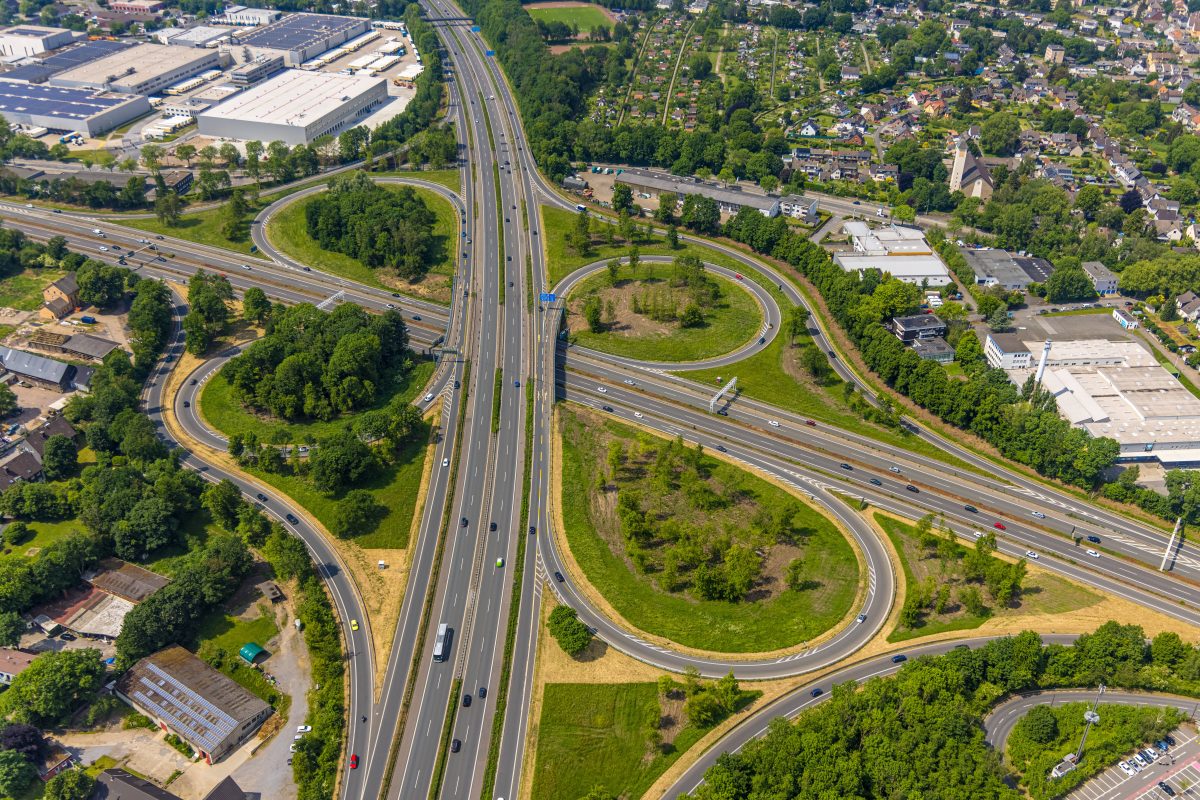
[257,581,283,603]
[238,643,266,665]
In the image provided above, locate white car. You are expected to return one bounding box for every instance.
[623,379,635,386]
[889,466,901,473]
[633,412,643,419]
[98,245,109,252]
[442,458,449,467]
[596,387,607,394]
[1024,550,1039,560]
[1118,761,1135,777]
[424,393,435,402]
[1031,511,1046,519]
[296,725,311,733]
[1086,549,1100,558]
[293,734,305,741]
[136,238,149,244]
[972,530,984,538]
[289,743,298,753]
[768,420,780,428]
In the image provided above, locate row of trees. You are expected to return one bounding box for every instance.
[183,270,233,354]
[687,623,1200,799]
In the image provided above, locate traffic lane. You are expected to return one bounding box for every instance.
[563,356,1184,563]
[543,389,892,678]
[662,634,1081,798]
[984,691,1199,752]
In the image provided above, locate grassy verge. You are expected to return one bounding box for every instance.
[370,168,461,193]
[0,268,65,311]
[567,262,761,362]
[428,677,463,800]
[480,383,535,799]
[530,683,708,800]
[558,404,858,653]
[492,367,503,434]
[265,186,458,304]
[875,512,1101,643]
[201,360,435,445]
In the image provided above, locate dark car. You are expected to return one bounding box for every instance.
[1086,535,1101,544]
[554,571,564,582]
[1159,782,1176,797]
[716,445,727,452]
[60,633,76,642]
[489,522,497,532]
[412,315,422,321]
[460,517,469,528]
[183,401,190,408]
[964,505,978,513]
[450,739,461,753]
[478,687,486,699]
[391,293,401,298]
[840,463,853,471]
[286,514,299,525]
[805,419,816,426]
[462,693,472,708]
[905,485,919,493]
[529,526,536,535]
[810,688,823,697]
[891,654,907,664]
[869,478,882,486]
[189,378,197,386]
[257,493,268,502]
[601,405,614,412]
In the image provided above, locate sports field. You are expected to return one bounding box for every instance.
[526,1,615,33]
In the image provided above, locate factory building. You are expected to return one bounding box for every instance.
[0,25,77,58]
[0,40,133,85]
[0,81,151,136]
[155,26,232,48]
[230,53,284,86]
[50,44,221,96]
[210,5,281,26]
[833,221,952,287]
[108,0,165,13]
[233,12,370,66]
[197,68,385,145]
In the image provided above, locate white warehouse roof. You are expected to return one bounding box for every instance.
[199,68,380,127]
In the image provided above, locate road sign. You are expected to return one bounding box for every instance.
[471,25,480,31]
[539,292,556,303]
[485,49,495,56]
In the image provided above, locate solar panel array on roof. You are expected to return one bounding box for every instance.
[234,12,364,50]
[2,40,132,83]
[139,661,239,751]
[0,82,128,120]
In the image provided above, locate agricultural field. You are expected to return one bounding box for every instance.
[526,1,615,34]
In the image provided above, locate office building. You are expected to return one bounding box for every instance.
[233,12,370,66]
[0,25,76,58]
[229,53,284,86]
[1082,261,1118,295]
[197,69,386,145]
[833,221,952,286]
[50,44,220,96]
[0,81,150,135]
[889,314,948,343]
[985,333,1033,369]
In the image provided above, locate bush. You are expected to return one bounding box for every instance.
[547,605,592,657]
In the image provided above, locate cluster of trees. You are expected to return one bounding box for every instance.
[547,605,592,656]
[667,669,756,730]
[0,649,104,726]
[304,172,437,280]
[687,623,1200,800]
[222,302,411,421]
[1101,466,1200,525]
[183,270,233,355]
[719,207,1120,488]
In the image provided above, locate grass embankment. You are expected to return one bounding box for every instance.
[265,185,458,304]
[0,269,66,311]
[875,513,1101,643]
[201,360,435,444]
[558,404,858,653]
[0,518,84,563]
[567,262,761,362]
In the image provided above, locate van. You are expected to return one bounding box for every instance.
[92,229,104,237]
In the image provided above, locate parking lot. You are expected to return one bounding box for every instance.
[1067,726,1199,800]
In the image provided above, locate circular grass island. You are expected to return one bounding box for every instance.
[556,403,861,654]
[265,182,459,305]
[565,258,763,363]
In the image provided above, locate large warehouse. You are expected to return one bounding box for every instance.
[0,25,76,58]
[0,40,133,84]
[50,44,221,95]
[0,81,151,135]
[197,69,386,145]
[233,12,370,66]
[833,221,952,286]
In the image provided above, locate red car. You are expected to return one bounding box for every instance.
[805,419,817,427]
[994,522,1006,530]
[735,273,743,280]
[349,754,359,770]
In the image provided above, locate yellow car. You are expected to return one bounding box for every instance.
[350,619,359,631]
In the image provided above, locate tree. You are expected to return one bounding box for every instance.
[547,605,592,656]
[666,224,679,249]
[582,294,603,333]
[1074,184,1105,221]
[202,479,243,532]
[175,143,196,167]
[0,611,24,647]
[309,431,376,493]
[0,724,44,762]
[154,190,181,227]
[241,286,271,325]
[612,183,634,215]
[569,209,593,256]
[680,195,720,235]
[1019,704,1059,744]
[0,649,104,725]
[41,435,77,481]
[0,384,17,419]
[140,144,163,173]
[330,490,383,538]
[1045,267,1097,303]
[980,111,1021,156]
[44,769,96,800]
[0,750,34,798]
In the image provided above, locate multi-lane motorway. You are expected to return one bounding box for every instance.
[26,3,1200,799]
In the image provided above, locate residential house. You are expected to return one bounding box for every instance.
[798,119,821,137]
[0,648,35,684]
[39,274,78,321]
[1179,290,1200,321]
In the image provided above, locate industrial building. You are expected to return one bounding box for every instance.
[615,167,782,217]
[961,247,1054,291]
[116,645,273,764]
[0,25,76,58]
[210,5,281,26]
[109,0,165,12]
[233,12,370,66]
[833,221,952,286]
[230,53,284,86]
[197,68,386,145]
[155,26,232,48]
[1001,339,1200,466]
[0,39,133,85]
[0,80,150,135]
[50,44,221,96]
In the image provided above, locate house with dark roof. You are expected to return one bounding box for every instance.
[95,769,184,800]
[1179,290,1200,322]
[0,450,42,491]
[39,274,78,321]
[0,346,74,390]
[115,645,273,764]
[18,415,76,463]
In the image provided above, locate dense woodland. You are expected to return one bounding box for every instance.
[689,624,1200,800]
[304,172,438,279]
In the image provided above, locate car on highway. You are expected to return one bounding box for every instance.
[451,739,461,753]
[869,478,882,486]
[964,505,978,513]
[391,293,401,298]
[413,315,422,321]
[349,754,358,769]
[98,246,109,252]
[386,303,396,309]
[183,401,190,408]
[905,485,919,493]
[601,405,614,412]
[805,419,816,426]
[1024,551,1039,560]
[190,379,197,386]
[442,458,449,467]
[889,466,901,473]
[1086,535,1101,544]
[350,619,359,631]
[489,522,497,531]
[462,693,472,707]
[856,613,867,623]
[596,386,607,393]
[1118,761,1135,777]
[553,571,564,582]
[286,514,299,525]
[623,379,635,386]
[891,654,907,663]
[513,380,520,388]
[242,264,251,271]
[478,687,486,699]
[424,393,434,402]
[460,517,469,527]
[994,522,1006,530]
[496,558,504,568]
[840,463,853,470]
[257,493,268,502]
[529,526,536,535]
[972,530,984,538]
[296,725,311,733]
[1086,549,1100,558]
[1031,511,1046,519]
[634,412,644,419]
[716,444,726,452]
[768,420,780,427]
[810,688,823,697]
[735,273,743,280]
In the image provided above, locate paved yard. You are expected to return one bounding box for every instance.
[1066,725,1199,800]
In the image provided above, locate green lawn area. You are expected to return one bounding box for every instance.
[201,359,435,445]
[196,605,289,714]
[121,205,264,256]
[373,168,461,193]
[559,404,859,653]
[0,269,64,311]
[527,2,613,32]
[1,517,86,563]
[567,262,762,362]
[876,513,1100,643]
[531,683,705,800]
[265,185,457,304]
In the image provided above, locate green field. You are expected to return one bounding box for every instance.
[568,262,761,362]
[531,683,706,800]
[201,359,435,445]
[0,269,65,311]
[196,606,288,713]
[559,404,859,653]
[266,185,458,304]
[1,517,85,563]
[876,513,1100,643]
[527,3,613,33]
